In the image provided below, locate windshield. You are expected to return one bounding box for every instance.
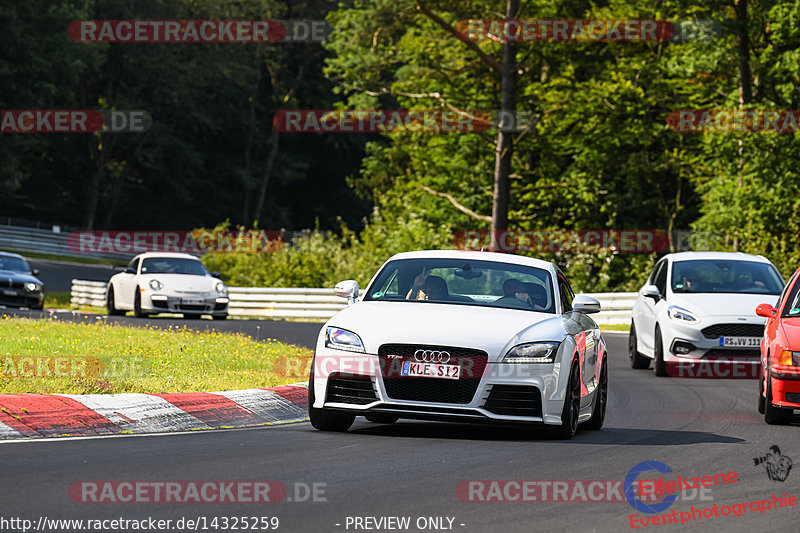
[0,256,32,273]
[140,257,209,276]
[364,258,556,313]
[671,259,783,295]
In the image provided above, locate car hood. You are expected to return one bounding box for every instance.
[325,301,569,358]
[0,269,42,285]
[141,274,218,292]
[779,319,800,351]
[667,292,778,318]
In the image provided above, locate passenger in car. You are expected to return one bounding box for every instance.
[406,268,449,301]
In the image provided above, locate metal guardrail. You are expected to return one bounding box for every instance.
[70,279,636,324]
[0,225,131,262]
[1,223,318,262]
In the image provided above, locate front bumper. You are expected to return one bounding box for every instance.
[770,370,800,409]
[141,292,228,315]
[0,289,44,309]
[310,349,567,426]
[659,317,762,376]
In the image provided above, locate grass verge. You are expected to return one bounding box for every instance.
[7,249,119,265]
[600,323,631,332]
[0,317,312,394]
[44,291,114,313]
[43,291,71,309]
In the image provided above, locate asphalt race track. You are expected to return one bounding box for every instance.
[3,332,799,533]
[27,258,121,293]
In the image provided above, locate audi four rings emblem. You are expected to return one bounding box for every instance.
[414,350,451,363]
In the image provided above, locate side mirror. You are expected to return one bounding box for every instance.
[334,280,359,304]
[572,294,601,314]
[211,271,221,278]
[642,284,661,302]
[125,266,136,275]
[32,268,40,276]
[756,303,776,318]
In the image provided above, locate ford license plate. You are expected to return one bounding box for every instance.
[719,336,760,347]
[401,361,460,380]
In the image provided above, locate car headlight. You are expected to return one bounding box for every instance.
[149,279,163,291]
[25,282,39,292]
[667,305,698,323]
[325,327,365,353]
[215,281,227,294]
[503,342,559,363]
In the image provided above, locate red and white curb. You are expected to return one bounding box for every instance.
[0,384,308,439]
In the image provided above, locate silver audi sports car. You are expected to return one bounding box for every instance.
[308,250,608,439]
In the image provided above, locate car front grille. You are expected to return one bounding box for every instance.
[0,296,39,307]
[701,324,764,339]
[704,348,761,358]
[325,374,377,405]
[0,280,24,289]
[178,304,206,311]
[482,385,543,417]
[378,344,488,404]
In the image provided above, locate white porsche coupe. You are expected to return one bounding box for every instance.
[308,250,608,439]
[106,252,229,320]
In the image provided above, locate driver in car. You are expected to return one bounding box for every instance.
[503,278,533,306]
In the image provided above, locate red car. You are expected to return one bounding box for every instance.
[757,267,800,424]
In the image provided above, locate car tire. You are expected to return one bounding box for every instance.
[765,376,793,425]
[184,313,203,320]
[106,286,124,316]
[212,313,228,321]
[365,413,399,424]
[583,359,607,431]
[758,372,766,415]
[629,322,650,369]
[555,361,581,439]
[653,326,668,377]
[308,363,355,432]
[133,289,148,318]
